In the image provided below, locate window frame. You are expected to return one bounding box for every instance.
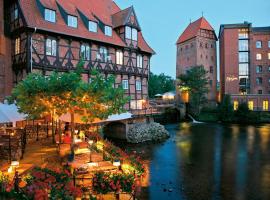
[136,80,142,91]
[44,8,56,23]
[256,40,262,48]
[116,50,123,65]
[80,44,91,61]
[122,80,129,90]
[46,38,57,56]
[88,21,98,33]
[15,37,20,55]
[104,26,112,37]
[67,15,78,28]
[137,54,143,68]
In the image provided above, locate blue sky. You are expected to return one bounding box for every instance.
[115,0,270,78]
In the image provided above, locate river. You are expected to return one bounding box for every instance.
[113,123,270,200]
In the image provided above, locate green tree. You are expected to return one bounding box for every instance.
[177,66,209,116]
[217,94,234,122]
[8,60,128,147]
[148,72,175,98]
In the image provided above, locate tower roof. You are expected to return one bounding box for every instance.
[176,17,215,44]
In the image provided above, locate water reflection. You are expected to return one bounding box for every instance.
[113,123,270,200]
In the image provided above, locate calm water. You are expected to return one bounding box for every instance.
[114,123,270,200]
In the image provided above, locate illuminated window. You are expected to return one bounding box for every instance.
[233,101,239,111]
[104,26,112,36]
[44,9,56,23]
[46,38,57,56]
[256,41,262,48]
[122,80,128,90]
[67,15,77,28]
[15,37,20,55]
[238,29,249,39]
[88,21,97,32]
[136,80,141,91]
[80,44,90,60]
[263,101,269,111]
[116,50,123,65]
[137,54,143,68]
[256,53,262,60]
[268,53,270,60]
[248,101,254,110]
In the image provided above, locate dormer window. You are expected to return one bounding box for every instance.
[67,15,77,28]
[89,21,97,32]
[44,9,56,23]
[125,26,132,39]
[105,26,112,36]
[125,26,137,41]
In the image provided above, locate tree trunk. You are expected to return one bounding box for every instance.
[70,111,75,155]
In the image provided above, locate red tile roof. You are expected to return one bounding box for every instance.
[176,17,215,44]
[19,0,154,54]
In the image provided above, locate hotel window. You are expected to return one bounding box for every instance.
[44,9,56,23]
[256,41,262,48]
[80,44,90,60]
[116,50,123,65]
[256,77,262,85]
[256,65,262,73]
[209,80,213,87]
[67,15,77,28]
[122,80,128,90]
[263,101,269,111]
[15,37,20,55]
[238,29,249,39]
[258,90,262,94]
[239,52,249,62]
[268,53,270,60]
[99,47,108,62]
[239,63,249,75]
[104,26,112,36]
[136,80,142,91]
[137,54,143,68]
[248,101,254,110]
[239,40,249,51]
[88,21,97,32]
[210,66,213,73]
[256,53,262,60]
[46,38,57,56]
[233,101,239,111]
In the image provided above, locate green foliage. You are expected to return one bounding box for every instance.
[234,102,260,123]
[178,66,209,115]
[148,72,175,98]
[217,95,234,122]
[8,60,128,123]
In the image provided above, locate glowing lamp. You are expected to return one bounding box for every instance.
[181,91,189,103]
[7,166,13,173]
[97,141,104,151]
[88,162,98,167]
[113,160,121,167]
[88,140,94,145]
[75,130,79,134]
[11,161,19,167]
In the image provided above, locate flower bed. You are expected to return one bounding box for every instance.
[92,172,135,194]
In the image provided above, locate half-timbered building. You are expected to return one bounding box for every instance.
[1,0,155,111]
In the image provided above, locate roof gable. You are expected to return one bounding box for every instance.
[112,7,141,30]
[176,17,215,44]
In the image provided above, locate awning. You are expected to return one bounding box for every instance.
[0,103,27,126]
[59,112,132,124]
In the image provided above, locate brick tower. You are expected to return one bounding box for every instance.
[176,17,217,102]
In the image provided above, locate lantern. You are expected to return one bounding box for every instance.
[181,91,189,103]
